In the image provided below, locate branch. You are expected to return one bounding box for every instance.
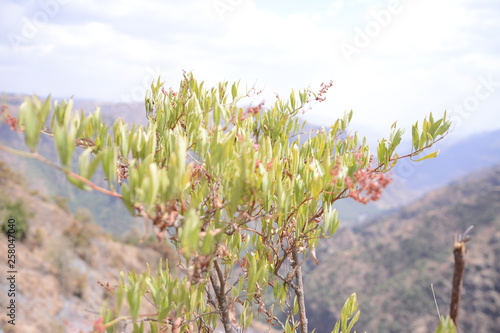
[255,293,286,331]
[0,143,122,198]
[209,260,236,333]
[374,133,449,172]
[291,247,308,333]
[274,272,298,292]
[450,234,471,329]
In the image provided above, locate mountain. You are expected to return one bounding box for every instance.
[329,129,500,227]
[302,163,500,332]
[0,160,175,333]
[0,94,147,235]
[2,93,500,232]
[0,160,276,333]
[403,129,500,192]
[3,95,500,332]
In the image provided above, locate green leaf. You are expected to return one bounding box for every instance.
[273,281,280,300]
[200,229,215,255]
[331,321,340,333]
[346,310,360,333]
[436,118,452,136]
[413,149,439,162]
[247,254,257,296]
[377,141,387,167]
[412,123,419,151]
[339,293,359,333]
[245,311,253,329]
[75,113,91,139]
[19,98,39,151]
[285,318,292,333]
[232,83,238,100]
[435,315,457,333]
[290,89,296,110]
[299,89,307,104]
[38,95,51,127]
[66,174,87,190]
[311,172,322,198]
[429,118,443,136]
[149,321,159,333]
[180,209,200,256]
[54,124,71,166]
[88,151,102,180]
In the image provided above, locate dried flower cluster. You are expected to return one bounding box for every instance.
[97,281,116,292]
[116,155,129,186]
[345,168,392,204]
[0,104,21,132]
[311,80,334,102]
[92,318,105,333]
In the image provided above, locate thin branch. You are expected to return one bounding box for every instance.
[373,133,449,172]
[285,256,306,285]
[214,260,226,296]
[450,234,470,329]
[209,261,236,333]
[254,294,286,331]
[274,272,298,292]
[0,144,122,198]
[291,247,308,333]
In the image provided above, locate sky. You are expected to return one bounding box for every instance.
[1,0,499,143]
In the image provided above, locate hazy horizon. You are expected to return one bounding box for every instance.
[1,0,499,143]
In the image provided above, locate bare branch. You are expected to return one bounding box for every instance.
[209,261,236,333]
[291,247,308,333]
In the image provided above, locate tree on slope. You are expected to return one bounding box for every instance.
[0,72,452,333]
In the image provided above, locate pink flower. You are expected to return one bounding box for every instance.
[93,318,105,333]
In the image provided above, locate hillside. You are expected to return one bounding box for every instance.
[0,161,176,333]
[2,94,500,332]
[4,94,500,231]
[334,129,500,227]
[303,163,500,332]
[0,94,147,235]
[404,129,500,192]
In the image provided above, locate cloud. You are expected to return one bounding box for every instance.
[0,0,498,140]
[327,0,343,17]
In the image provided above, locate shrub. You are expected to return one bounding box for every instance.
[1,72,452,333]
[0,198,31,240]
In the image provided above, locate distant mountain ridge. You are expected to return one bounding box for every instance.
[404,129,500,192]
[2,93,500,231]
[328,128,500,226]
[303,163,500,332]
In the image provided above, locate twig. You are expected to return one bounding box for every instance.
[291,247,308,333]
[209,261,236,333]
[450,226,473,329]
[0,143,122,198]
[431,283,441,318]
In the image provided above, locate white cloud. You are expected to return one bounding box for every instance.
[0,0,498,140]
[327,0,343,17]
